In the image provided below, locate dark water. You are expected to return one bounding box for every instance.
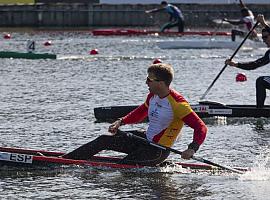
[0,30,269,199]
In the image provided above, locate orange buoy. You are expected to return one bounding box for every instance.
[89,49,99,55]
[236,73,247,82]
[44,40,52,46]
[4,33,11,39]
[153,58,162,64]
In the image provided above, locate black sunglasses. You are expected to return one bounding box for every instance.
[146,76,162,82]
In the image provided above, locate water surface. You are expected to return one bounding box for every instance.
[0,30,269,199]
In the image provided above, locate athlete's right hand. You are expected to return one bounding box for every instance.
[108,119,122,134]
[181,149,195,160]
[256,14,266,26]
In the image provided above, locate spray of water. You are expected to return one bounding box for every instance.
[239,147,270,181]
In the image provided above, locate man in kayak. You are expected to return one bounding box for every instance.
[225,14,270,108]
[223,0,258,41]
[145,1,184,32]
[63,63,207,166]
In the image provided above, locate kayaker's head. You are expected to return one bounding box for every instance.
[240,7,250,17]
[161,1,168,6]
[147,63,173,86]
[146,63,174,97]
[262,26,270,47]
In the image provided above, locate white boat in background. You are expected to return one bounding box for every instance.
[157,38,265,49]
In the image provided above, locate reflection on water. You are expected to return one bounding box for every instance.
[0,165,213,199]
[202,117,270,127]
[252,118,270,131]
[0,163,253,199]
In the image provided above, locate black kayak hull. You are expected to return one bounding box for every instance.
[94,101,270,122]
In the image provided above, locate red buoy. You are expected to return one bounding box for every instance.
[89,49,99,55]
[153,58,162,64]
[236,73,247,82]
[4,33,11,39]
[44,40,52,46]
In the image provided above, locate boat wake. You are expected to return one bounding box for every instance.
[240,167,270,181]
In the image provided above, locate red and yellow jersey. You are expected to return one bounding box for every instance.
[122,89,207,148]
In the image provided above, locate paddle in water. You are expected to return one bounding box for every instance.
[200,21,259,100]
[119,130,244,174]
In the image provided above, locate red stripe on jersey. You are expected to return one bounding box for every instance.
[183,112,207,145]
[152,129,166,143]
[122,103,148,124]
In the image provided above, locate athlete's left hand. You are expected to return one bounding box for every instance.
[181,149,195,159]
[108,119,122,134]
[225,59,238,67]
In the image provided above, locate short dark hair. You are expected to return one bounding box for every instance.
[240,7,249,16]
[262,26,270,34]
[161,1,168,5]
[148,63,174,86]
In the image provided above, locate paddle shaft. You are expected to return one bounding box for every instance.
[200,21,259,100]
[121,130,244,174]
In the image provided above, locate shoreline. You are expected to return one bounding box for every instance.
[0,3,269,28]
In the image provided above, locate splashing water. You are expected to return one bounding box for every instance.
[159,163,191,174]
[239,147,270,181]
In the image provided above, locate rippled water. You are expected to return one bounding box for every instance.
[0,30,269,199]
